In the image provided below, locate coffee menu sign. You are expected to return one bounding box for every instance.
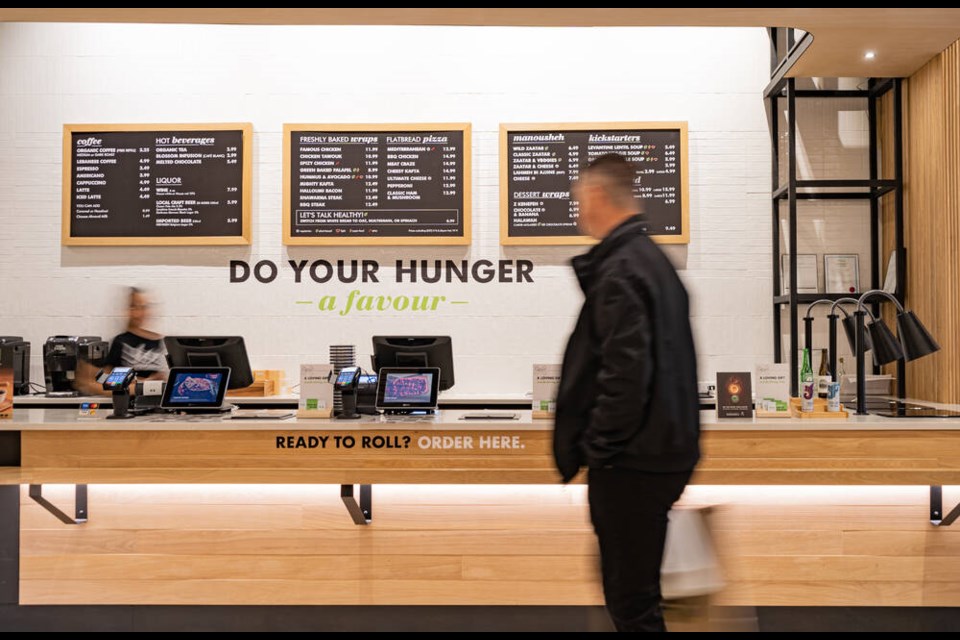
[283,124,471,245]
[500,122,689,245]
[62,123,252,245]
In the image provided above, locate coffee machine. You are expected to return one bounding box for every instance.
[43,336,108,395]
[0,336,30,395]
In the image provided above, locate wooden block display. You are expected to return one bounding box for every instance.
[789,397,849,419]
[227,380,277,398]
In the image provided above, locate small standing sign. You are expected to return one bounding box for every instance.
[716,372,753,419]
[532,364,561,420]
[755,363,790,418]
[297,364,333,419]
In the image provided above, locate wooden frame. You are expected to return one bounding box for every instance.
[499,121,690,246]
[283,123,472,246]
[62,123,253,246]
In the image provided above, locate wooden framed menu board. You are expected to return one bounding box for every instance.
[62,123,252,246]
[283,123,471,246]
[500,122,689,245]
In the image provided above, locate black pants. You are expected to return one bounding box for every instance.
[588,467,693,633]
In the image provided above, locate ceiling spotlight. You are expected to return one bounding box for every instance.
[864,51,876,60]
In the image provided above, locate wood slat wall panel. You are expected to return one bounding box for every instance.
[893,38,960,403]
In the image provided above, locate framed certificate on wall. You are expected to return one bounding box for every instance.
[824,254,860,294]
[780,254,819,294]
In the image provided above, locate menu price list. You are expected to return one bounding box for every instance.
[290,130,465,238]
[69,130,244,238]
[506,128,682,238]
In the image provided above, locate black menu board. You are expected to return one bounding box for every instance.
[500,123,689,245]
[284,124,471,245]
[62,124,252,245]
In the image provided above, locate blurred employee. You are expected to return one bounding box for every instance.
[554,154,700,632]
[77,287,167,395]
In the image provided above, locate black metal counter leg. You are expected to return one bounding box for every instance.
[0,485,18,605]
[340,484,372,525]
[28,484,87,525]
[931,485,960,527]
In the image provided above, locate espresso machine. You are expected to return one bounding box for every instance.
[0,336,31,395]
[43,335,108,396]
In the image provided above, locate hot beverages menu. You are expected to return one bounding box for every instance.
[65,125,250,244]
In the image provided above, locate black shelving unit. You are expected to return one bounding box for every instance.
[766,29,906,396]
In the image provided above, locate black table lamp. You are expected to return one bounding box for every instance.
[803,299,837,353]
[853,290,940,415]
[831,297,873,370]
[803,298,862,389]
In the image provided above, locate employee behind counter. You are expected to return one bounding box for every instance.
[76,287,167,396]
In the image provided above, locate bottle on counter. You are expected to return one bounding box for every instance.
[827,382,841,412]
[817,348,832,398]
[800,348,815,412]
[837,356,847,396]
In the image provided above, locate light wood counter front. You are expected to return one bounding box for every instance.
[5,410,960,485]
[6,410,960,607]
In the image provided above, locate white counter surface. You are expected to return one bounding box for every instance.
[4,408,960,432]
[12,392,531,407]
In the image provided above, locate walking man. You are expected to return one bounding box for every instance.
[554,153,701,632]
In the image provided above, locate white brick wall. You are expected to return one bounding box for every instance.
[0,23,866,393]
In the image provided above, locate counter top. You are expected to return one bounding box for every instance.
[12,392,532,408]
[5,408,960,431]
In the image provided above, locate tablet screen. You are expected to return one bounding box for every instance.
[162,367,230,408]
[376,367,440,410]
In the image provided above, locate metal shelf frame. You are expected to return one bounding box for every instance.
[766,28,906,396]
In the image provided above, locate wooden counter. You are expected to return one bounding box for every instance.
[4,409,960,485]
[5,409,960,608]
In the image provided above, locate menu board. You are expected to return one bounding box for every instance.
[62,123,252,245]
[500,122,689,245]
[283,124,471,245]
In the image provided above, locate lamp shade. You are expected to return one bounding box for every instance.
[897,310,940,361]
[842,314,873,354]
[868,319,904,365]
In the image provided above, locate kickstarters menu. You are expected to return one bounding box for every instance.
[285,124,471,245]
[501,123,688,245]
[64,124,251,245]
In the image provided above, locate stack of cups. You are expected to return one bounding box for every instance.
[329,345,357,415]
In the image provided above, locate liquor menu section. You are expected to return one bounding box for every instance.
[500,122,689,245]
[284,124,471,245]
[62,124,252,245]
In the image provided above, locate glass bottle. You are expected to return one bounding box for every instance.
[800,348,815,412]
[817,348,831,398]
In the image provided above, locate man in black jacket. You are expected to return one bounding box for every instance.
[554,153,700,632]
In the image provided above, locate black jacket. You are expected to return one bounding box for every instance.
[553,215,700,482]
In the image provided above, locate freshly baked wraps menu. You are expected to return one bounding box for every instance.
[284,124,471,245]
